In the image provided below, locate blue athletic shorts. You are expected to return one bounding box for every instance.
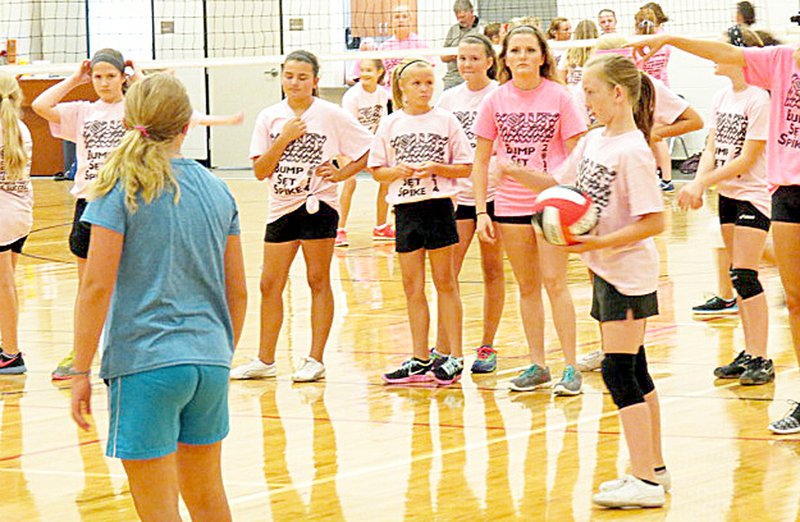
[106,364,230,460]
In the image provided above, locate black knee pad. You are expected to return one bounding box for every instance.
[601,353,645,409]
[635,346,655,395]
[730,267,763,300]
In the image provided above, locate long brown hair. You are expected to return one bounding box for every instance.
[460,33,498,80]
[497,25,561,85]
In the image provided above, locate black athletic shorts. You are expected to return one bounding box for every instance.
[772,185,800,224]
[718,194,770,232]
[591,273,659,323]
[394,198,458,253]
[455,200,496,222]
[69,198,91,259]
[493,214,534,225]
[264,201,338,243]
[0,235,27,254]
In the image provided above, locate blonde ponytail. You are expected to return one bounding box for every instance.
[0,73,28,182]
[391,57,432,110]
[91,74,193,212]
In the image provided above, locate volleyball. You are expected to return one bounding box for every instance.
[531,185,598,246]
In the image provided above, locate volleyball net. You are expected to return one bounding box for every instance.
[0,0,788,69]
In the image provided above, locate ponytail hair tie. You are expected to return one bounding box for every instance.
[133,125,150,138]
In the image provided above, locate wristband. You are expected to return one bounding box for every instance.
[72,369,91,377]
[476,211,488,216]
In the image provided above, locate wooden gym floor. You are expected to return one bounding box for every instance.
[2,174,800,521]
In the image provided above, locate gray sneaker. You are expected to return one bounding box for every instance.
[508,364,551,392]
[552,365,583,396]
[576,350,604,372]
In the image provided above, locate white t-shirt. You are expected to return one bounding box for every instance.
[711,85,771,217]
[0,120,33,246]
[249,98,374,223]
[341,82,389,133]
[368,107,474,205]
[50,100,126,199]
[436,80,498,205]
[555,128,664,296]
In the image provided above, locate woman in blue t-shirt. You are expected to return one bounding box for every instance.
[70,74,247,521]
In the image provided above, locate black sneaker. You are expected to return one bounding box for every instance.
[0,351,27,374]
[692,296,738,315]
[769,400,800,434]
[739,357,775,386]
[714,351,751,379]
[432,356,464,385]
[382,358,433,384]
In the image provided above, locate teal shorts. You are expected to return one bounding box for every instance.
[106,364,230,460]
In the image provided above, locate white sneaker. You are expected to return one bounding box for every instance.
[230,358,277,380]
[600,469,672,493]
[592,475,665,508]
[292,357,326,382]
[576,349,604,372]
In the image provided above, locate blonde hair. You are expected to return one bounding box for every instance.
[0,73,27,182]
[585,54,655,144]
[497,25,562,85]
[391,57,433,110]
[595,33,629,51]
[566,19,599,68]
[508,16,541,30]
[547,17,569,39]
[91,74,192,212]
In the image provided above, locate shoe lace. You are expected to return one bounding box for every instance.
[439,357,462,374]
[520,364,541,378]
[477,345,494,360]
[787,399,800,419]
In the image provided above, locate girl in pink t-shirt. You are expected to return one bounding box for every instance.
[677,29,773,385]
[502,54,668,509]
[233,50,373,384]
[471,25,587,395]
[369,58,473,386]
[630,32,800,434]
[435,34,504,374]
[32,48,140,380]
[0,73,32,375]
[336,59,392,247]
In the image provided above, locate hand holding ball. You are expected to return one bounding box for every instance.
[532,185,598,246]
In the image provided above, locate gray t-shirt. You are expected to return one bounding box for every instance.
[443,17,483,89]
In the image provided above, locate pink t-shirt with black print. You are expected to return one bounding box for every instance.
[341,82,389,133]
[472,79,587,216]
[249,98,374,223]
[50,100,125,199]
[555,128,664,296]
[437,80,498,205]
[743,45,800,187]
[711,85,771,217]
[0,120,33,246]
[368,107,473,205]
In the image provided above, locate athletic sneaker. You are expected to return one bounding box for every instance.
[52,351,79,380]
[769,400,800,434]
[429,348,447,371]
[292,357,325,382]
[382,358,433,384]
[592,475,665,508]
[335,228,349,247]
[692,295,738,315]
[471,345,497,373]
[576,350,604,372]
[714,350,751,379]
[739,356,775,386]
[0,351,26,375]
[660,179,675,192]
[508,364,551,392]
[552,365,583,396]
[600,469,672,493]
[372,224,396,242]
[432,356,464,385]
[230,358,277,380]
